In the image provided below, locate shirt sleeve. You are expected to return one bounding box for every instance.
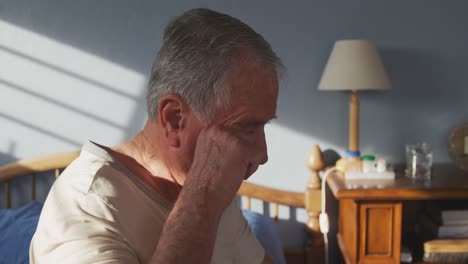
[211,201,265,264]
[233,207,266,263]
[30,232,139,264]
[30,192,140,264]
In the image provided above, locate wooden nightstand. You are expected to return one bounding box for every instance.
[327,164,468,264]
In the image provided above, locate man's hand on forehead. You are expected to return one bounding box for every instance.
[185,124,263,210]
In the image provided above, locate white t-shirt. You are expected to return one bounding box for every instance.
[30,141,264,264]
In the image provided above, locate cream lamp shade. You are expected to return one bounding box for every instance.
[318,40,391,91]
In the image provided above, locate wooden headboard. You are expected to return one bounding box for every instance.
[0,144,327,264]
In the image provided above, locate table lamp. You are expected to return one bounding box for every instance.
[318,40,390,161]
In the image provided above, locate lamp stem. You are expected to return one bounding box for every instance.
[349,91,359,152]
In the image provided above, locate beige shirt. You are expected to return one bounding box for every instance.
[30,141,264,264]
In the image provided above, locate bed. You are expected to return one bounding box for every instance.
[0,145,328,264]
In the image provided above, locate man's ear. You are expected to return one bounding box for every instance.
[157,94,188,147]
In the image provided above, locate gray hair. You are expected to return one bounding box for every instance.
[146,8,283,121]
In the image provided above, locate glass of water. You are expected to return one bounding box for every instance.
[405,142,433,181]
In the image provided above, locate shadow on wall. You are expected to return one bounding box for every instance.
[0,0,167,145]
[363,48,468,160]
[0,43,140,137]
[0,35,147,146]
[379,47,467,121]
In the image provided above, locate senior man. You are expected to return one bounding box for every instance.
[30,8,282,264]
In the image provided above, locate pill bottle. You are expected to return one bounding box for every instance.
[362,155,376,173]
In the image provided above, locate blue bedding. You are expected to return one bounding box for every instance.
[0,203,285,264]
[0,202,43,264]
[242,210,286,264]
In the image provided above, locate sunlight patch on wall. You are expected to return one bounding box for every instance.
[251,122,344,190]
[245,122,345,223]
[0,20,147,158]
[0,20,145,97]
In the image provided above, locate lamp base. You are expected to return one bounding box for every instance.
[348,92,360,153]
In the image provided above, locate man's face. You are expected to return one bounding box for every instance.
[183,60,279,179]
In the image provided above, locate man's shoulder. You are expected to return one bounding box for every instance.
[47,147,169,220]
[54,148,117,196]
[31,152,147,264]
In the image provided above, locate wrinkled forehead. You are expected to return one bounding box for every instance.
[223,61,279,119]
[227,58,279,100]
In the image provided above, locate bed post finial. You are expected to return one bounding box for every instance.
[305,145,326,264]
[305,144,325,235]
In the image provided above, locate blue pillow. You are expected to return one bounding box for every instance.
[0,202,43,264]
[242,209,286,264]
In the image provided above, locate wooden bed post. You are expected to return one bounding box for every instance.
[305,144,325,263]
